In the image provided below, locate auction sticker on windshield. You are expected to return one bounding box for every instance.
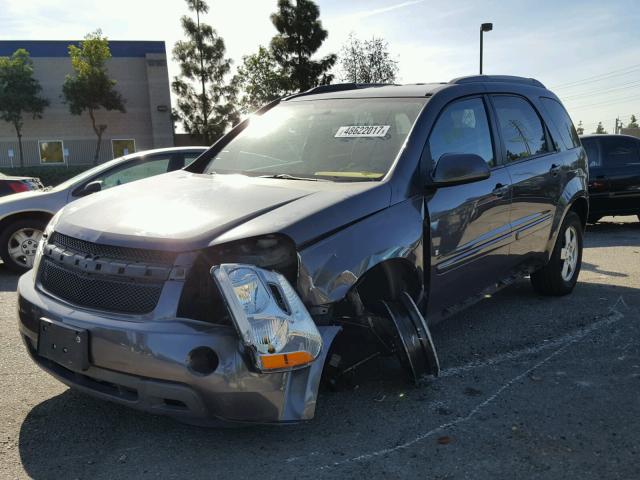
[335,125,390,138]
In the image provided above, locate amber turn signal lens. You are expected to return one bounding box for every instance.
[259,351,315,370]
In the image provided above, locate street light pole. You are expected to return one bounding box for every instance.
[480,22,493,74]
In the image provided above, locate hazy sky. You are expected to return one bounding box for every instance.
[1,0,639,133]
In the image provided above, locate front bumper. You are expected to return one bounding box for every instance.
[17,271,339,424]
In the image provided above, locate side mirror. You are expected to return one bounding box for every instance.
[80,180,102,196]
[432,153,491,187]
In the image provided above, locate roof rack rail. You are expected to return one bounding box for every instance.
[284,83,397,100]
[450,75,545,89]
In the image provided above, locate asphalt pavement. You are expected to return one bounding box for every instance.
[1,216,639,479]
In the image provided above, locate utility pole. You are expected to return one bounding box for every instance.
[480,23,493,74]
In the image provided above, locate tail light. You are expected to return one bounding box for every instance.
[8,181,30,193]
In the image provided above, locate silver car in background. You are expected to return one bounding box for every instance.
[0,147,206,272]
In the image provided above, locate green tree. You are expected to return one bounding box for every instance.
[594,121,607,134]
[172,0,239,144]
[628,114,639,128]
[576,120,584,136]
[0,49,49,167]
[338,33,399,83]
[270,0,336,92]
[62,30,126,165]
[234,46,286,113]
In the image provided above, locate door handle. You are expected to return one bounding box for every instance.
[493,183,508,197]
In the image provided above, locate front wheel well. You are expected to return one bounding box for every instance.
[0,211,53,234]
[354,258,422,313]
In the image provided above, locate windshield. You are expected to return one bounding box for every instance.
[203,98,427,181]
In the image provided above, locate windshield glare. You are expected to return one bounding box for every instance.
[204,98,427,181]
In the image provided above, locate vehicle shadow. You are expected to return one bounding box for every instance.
[581,261,628,278]
[17,280,640,479]
[0,264,20,292]
[585,217,640,248]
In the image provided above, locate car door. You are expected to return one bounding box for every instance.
[426,96,513,318]
[598,136,640,215]
[490,94,559,264]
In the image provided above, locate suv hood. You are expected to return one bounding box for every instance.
[56,171,391,251]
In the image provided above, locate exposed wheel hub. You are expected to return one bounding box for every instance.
[380,292,440,383]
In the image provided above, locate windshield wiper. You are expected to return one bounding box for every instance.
[259,173,328,182]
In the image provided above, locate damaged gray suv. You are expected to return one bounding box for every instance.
[17,76,588,424]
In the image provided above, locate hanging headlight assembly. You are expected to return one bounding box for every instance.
[211,263,322,372]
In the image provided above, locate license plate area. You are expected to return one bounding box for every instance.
[38,318,89,371]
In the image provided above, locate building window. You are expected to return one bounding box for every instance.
[39,141,65,164]
[112,139,136,158]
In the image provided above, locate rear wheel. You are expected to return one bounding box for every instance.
[0,218,47,273]
[531,211,583,296]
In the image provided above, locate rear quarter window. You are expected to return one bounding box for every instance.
[540,97,581,150]
[601,137,640,168]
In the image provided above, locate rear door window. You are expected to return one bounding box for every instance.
[492,95,550,162]
[540,97,581,150]
[428,97,495,167]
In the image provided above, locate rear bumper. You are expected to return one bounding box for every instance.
[17,271,339,424]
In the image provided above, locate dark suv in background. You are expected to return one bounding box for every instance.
[17,75,588,425]
[581,134,640,223]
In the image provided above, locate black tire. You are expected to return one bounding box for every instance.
[0,218,48,273]
[531,211,583,296]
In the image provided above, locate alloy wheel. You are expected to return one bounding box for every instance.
[7,228,43,269]
[559,225,578,282]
